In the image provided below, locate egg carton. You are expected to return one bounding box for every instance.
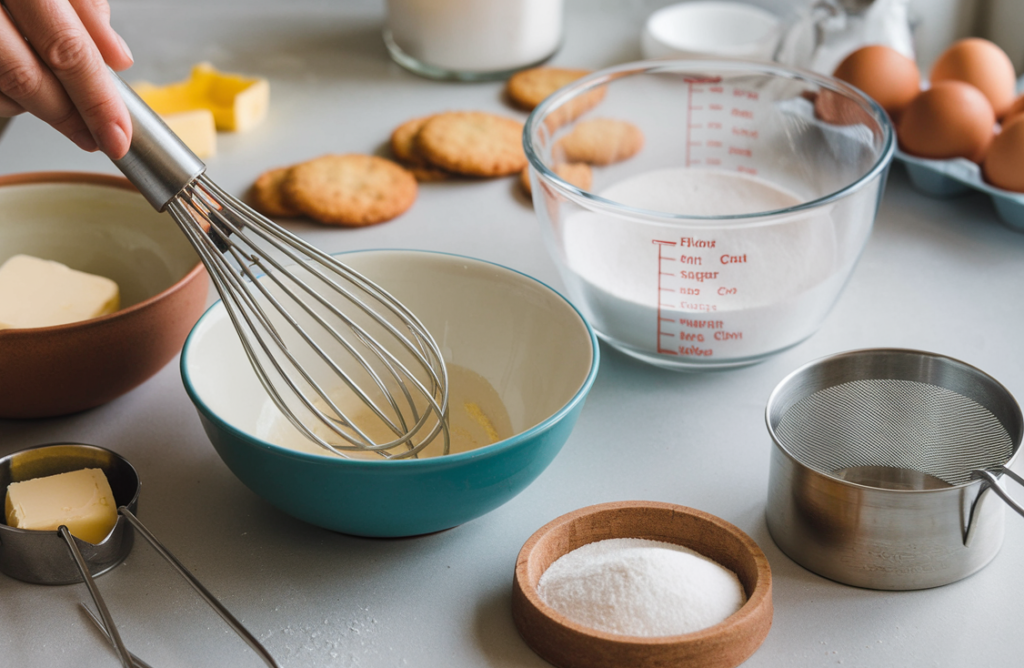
[896,149,1024,232]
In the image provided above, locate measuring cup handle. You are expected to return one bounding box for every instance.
[972,468,1024,520]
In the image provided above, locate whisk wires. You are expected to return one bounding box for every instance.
[168,175,449,459]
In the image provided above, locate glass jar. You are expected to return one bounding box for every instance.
[383,0,564,81]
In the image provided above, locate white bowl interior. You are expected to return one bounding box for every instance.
[0,181,199,308]
[185,251,595,450]
[643,1,781,59]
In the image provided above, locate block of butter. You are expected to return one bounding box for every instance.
[133,62,270,133]
[5,468,119,544]
[0,254,120,329]
[158,108,217,158]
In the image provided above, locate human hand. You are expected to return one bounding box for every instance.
[0,0,134,158]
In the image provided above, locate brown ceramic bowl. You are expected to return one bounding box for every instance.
[512,501,773,668]
[0,172,208,418]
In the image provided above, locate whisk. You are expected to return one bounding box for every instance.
[107,71,449,459]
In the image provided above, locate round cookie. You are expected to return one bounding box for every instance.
[520,162,593,195]
[415,111,527,178]
[507,67,593,110]
[557,118,644,165]
[250,166,300,218]
[508,67,608,132]
[282,154,417,226]
[389,115,451,182]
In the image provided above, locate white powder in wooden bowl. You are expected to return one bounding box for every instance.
[537,538,747,637]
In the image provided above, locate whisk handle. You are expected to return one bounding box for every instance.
[108,68,206,212]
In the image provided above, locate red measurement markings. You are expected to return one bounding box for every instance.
[685,81,696,167]
[684,77,727,169]
[653,240,679,355]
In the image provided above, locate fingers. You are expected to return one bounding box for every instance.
[0,90,27,118]
[70,0,132,72]
[0,5,98,150]
[1,0,132,158]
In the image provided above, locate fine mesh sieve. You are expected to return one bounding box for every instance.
[774,378,1015,488]
[766,349,1023,490]
[765,349,1024,589]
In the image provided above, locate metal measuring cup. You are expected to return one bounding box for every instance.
[765,349,1024,590]
[0,443,279,668]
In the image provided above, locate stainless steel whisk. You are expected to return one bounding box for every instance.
[108,71,449,458]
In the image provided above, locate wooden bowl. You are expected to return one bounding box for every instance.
[512,501,772,668]
[0,172,208,418]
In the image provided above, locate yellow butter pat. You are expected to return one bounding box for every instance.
[160,108,217,158]
[5,468,118,544]
[133,62,270,133]
[0,254,120,329]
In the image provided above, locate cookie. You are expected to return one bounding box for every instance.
[389,115,451,182]
[557,118,644,165]
[507,67,593,110]
[415,111,527,177]
[282,154,417,226]
[520,162,593,195]
[507,67,608,133]
[250,166,300,218]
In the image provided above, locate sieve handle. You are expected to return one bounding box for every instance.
[972,468,1024,521]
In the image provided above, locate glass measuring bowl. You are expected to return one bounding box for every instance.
[524,60,894,371]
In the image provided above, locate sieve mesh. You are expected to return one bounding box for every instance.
[774,379,1015,486]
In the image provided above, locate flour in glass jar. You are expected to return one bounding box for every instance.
[558,168,854,363]
[537,538,747,637]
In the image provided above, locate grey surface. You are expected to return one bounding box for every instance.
[1,1,1023,667]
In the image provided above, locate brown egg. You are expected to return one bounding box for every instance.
[983,117,1024,192]
[1004,93,1024,127]
[898,81,995,162]
[813,88,875,127]
[931,38,1017,119]
[833,45,920,121]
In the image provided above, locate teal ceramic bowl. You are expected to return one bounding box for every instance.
[181,250,599,537]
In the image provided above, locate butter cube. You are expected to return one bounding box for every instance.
[0,254,120,329]
[161,108,217,158]
[133,62,270,133]
[5,468,119,544]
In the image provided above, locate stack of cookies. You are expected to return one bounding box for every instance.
[389,111,528,181]
[250,154,418,226]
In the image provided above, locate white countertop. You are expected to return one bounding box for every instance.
[2,1,1023,667]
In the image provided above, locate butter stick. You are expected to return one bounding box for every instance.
[5,468,119,544]
[0,254,120,329]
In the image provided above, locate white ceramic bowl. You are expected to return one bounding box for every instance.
[641,1,782,60]
[181,250,600,537]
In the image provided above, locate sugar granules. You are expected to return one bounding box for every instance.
[537,538,746,637]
